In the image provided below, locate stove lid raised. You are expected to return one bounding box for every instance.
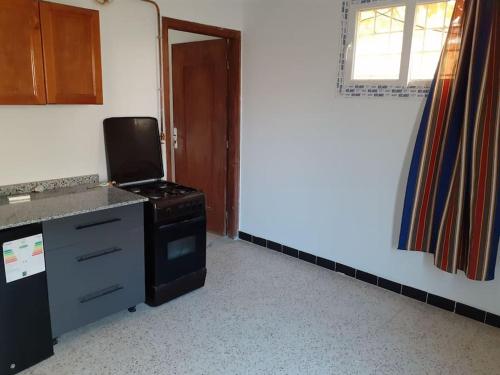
[103,117,164,184]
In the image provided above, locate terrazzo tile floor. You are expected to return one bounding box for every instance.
[23,234,500,375]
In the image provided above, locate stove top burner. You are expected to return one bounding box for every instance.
[123,181,199,202]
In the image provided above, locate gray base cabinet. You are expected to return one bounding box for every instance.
[43,204,145,338]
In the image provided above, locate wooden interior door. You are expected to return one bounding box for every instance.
[40,1,103,104]
[172,39,228,235]
[0,0,46,105]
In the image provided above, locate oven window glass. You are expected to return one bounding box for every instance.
[167,236,196,260]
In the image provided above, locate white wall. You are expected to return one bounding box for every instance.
[240,0,500,314]
[0,0,243,186]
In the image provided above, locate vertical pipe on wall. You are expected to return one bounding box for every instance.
[140,0,165,142]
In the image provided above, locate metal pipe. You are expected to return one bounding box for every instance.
[141,0,165,142]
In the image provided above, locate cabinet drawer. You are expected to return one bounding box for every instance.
[43,204,143,250]
[49,277,143,338]
[46,230,145,337]
[45,232,142,296]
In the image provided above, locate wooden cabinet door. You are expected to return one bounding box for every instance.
[40,1,103,104]
[0,0,46,104]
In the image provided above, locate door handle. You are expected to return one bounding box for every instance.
[173,127,178,149]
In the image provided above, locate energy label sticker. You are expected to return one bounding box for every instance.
[3,233,45,283]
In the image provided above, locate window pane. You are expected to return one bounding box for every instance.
[375,8,392,33]
[426,2,448,28]
[389,32,404,53]
[414,5,427,29]
[352,5,406,80]
[392,6,406,32]
[358,10,375,35]
[410,52,442,80]
[409,1,456,81]
[412,29,425,52]
[424,29,444,50]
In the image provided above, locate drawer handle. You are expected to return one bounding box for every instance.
[76,247,123,263]
[75,218,122,230]
[79,284,124,304]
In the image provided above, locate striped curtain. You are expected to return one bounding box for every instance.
[398,0,499,281]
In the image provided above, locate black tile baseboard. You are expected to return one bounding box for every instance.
[378,278,402,294]
[239,231,252,242]
[317,257,336,271]
[267,241,283,252]
[402,285,427,303]
[485,313,500,328]
[299,251,317,264]
[283,246,299,258]
[252,236,267,247]
[455,303,486,323]
[426,294,456,312]
[237,231,497,330]
[356,270,378,286]
[336,263,356,278]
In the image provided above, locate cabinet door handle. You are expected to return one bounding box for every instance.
[76,247,123,263]
[79,284,124,304]
[75,218,121,230]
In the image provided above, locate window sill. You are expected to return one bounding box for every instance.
[338,82,431,98]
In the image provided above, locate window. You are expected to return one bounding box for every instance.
[409,1,456,81]
[344,0,455,88]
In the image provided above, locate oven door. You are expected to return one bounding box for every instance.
[153,216,206,285]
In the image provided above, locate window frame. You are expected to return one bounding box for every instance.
[344,0,449,88]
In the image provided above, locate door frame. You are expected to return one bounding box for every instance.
[162,17,241,238]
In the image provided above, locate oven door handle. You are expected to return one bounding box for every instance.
[158,216,205,231]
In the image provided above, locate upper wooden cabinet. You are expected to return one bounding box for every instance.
[0,0,103,105]
[0,0,46,104]
[40,1,103,104]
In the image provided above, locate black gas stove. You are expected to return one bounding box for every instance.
[103,117,207,307]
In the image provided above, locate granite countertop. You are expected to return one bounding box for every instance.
[0,184,148,231]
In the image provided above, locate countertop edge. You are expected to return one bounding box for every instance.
[0,198,148,231]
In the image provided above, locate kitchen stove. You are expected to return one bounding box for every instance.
[103,117,207,307]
